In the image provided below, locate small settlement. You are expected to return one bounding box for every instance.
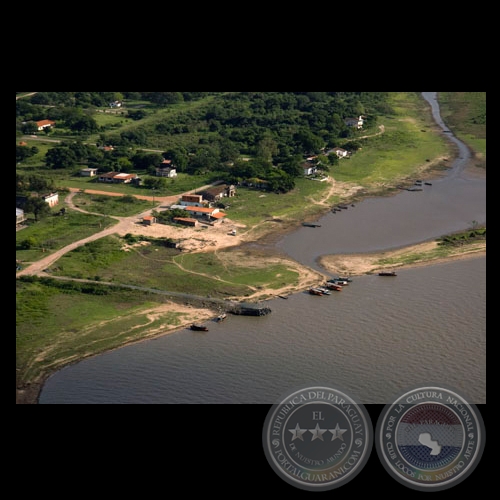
[149,184,236,228]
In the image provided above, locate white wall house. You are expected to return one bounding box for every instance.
[43,193,59,207]
[81,168,99,177]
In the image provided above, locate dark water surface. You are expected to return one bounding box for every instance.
[39,92,486,404]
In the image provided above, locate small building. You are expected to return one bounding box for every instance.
[35,119,56,131]
[18,141,28,147]
[43,192,59,208]
[331,147,349,159]
[142,216,156,226]
[210,212,227,223]
[16,208,26,225]
[345,116,364,129]
[156,164,177,178]
[181,194,204,207]
[98,172,138,184]
[81,168,99,177]
[303,163,318,176]
[173,217,198,227]
[197,184,236,203]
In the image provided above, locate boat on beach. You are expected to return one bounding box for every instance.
[325,282,343,291]
[309,288,325,296]
[378,271,397,277]
[215,313,227,322]
[191,324,209,332]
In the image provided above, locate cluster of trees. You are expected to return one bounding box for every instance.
[16,92,396,193]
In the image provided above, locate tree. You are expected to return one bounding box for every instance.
[21,121,38,135]
[143,177,167,190]
[163,148,188,172]
[132,152,164,170]
[293,129,324,155]
[256,137,279,162]
[16,145,32,163]
[45,146,78,169]
[24,197,51,221]
[279,155,304,178]
[69,115,99,134]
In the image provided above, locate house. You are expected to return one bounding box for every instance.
[173,217,198,227]
[16,208,26,226]
[43,192,59,207]
[35,120,56,131]
[142,216,156,226]
[184,206,227,223]
[98,172,138,184]
[303,163,318,176]
[331,147,349,159]
[109,101,122,108]
[81,168,99,177]
[180,194,204,207]
[345,116,364,129]
[197,184,236,203]
[19,141,28,147]
[156,161,177,178]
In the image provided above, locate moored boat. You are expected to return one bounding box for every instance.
[325,282,343,291]
[191,324,209,331]
[309,288,324,296]
[215,313,227,322]
[378,271,397,277]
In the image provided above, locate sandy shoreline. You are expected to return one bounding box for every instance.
[17,239,485,405]
[319,240,486,276]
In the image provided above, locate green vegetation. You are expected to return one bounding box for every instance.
[437,227,486,247]
[16,208,118,263]
[71,192,152,216]
[438,92,486,165]
[44,236,301,299]
[377,227,486,268]
[228,179,332,227]
[16,277,192,388]
[334,93,449,187]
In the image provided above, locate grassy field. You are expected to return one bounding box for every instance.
[438,92,486,166]
[333,92,450,187]
[16,208,118,264]
[45,235,302,299]
[227,178,332,227]
[71,192,153,216]
[16,279,197,389]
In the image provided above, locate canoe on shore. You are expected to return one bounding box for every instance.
[191,324,209,331]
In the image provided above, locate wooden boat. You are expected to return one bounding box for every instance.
[338,276,353,282]
[215,313,227,322]
[328,278,349,286]
[191,324,209,331]
[309,288,324,296]
[378,271,397,277]
[325,282,343,291]
[303,222,322,228]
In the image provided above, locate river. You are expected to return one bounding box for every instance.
[39,92,486,405]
